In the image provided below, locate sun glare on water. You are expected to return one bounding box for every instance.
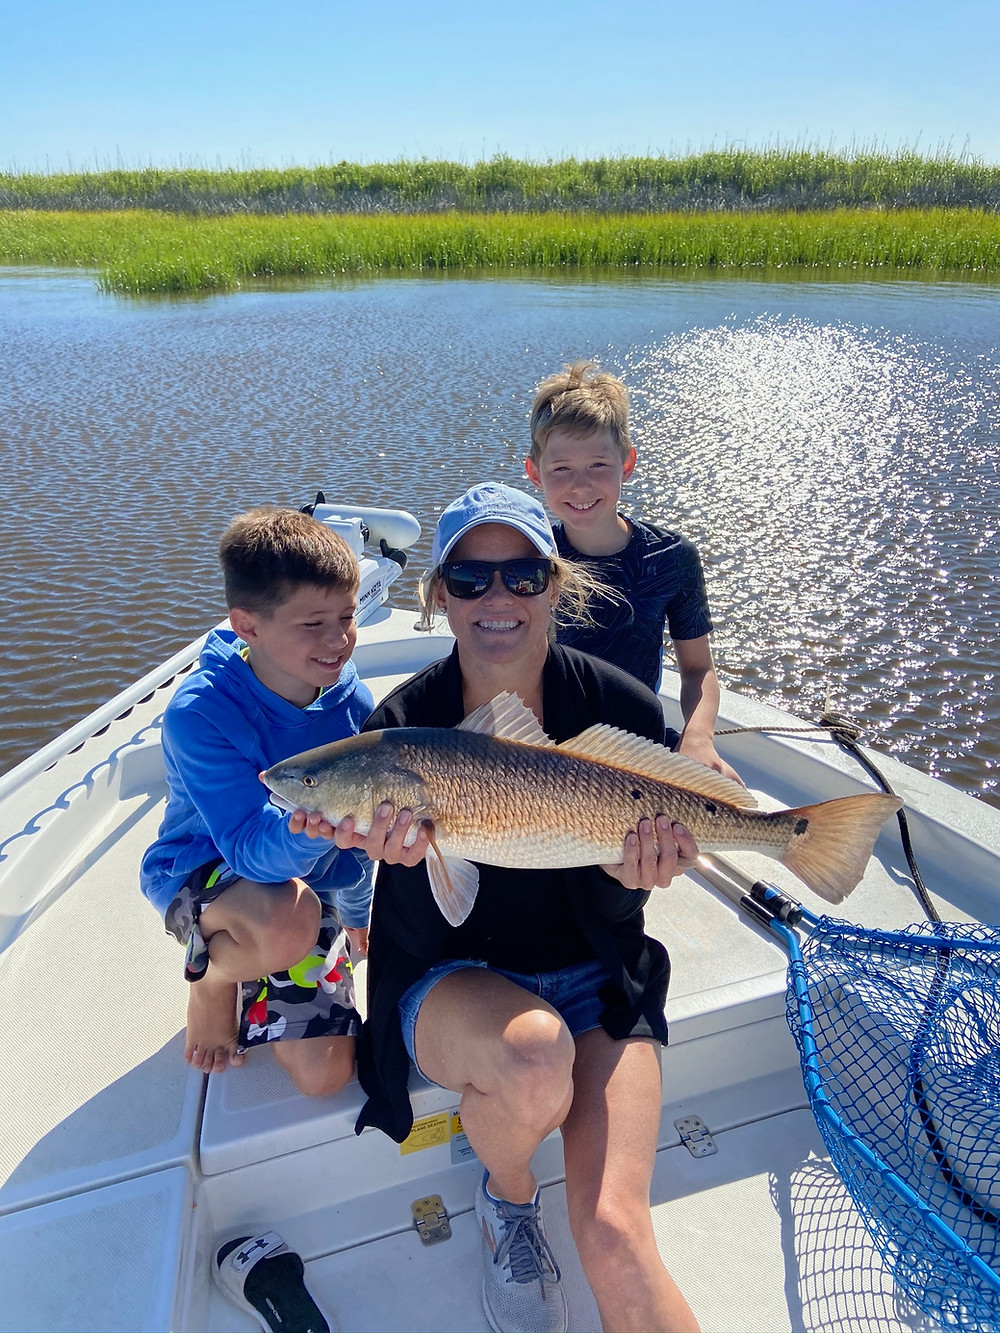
[627,314,999,799]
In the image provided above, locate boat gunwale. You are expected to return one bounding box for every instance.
[0,630,212,803]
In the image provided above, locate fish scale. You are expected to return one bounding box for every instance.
[385,731,790,866]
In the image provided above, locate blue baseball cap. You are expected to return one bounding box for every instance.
[431,483,557,566]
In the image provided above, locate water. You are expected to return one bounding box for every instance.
[2,268,998,809]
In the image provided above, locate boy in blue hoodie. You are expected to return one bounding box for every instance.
[141,508,374,1096]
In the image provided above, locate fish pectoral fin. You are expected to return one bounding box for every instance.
[558,724,758,809]
[425,839,480,927]
[458,692,555,746]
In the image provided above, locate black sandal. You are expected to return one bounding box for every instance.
[214,1232,331,1333]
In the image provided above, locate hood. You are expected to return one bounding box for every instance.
[198,626,361,727]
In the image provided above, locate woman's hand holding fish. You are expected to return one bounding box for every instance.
[333,803,433,867]
[602,817,698,890]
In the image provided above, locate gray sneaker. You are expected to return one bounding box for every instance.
[475,1171,567,1333]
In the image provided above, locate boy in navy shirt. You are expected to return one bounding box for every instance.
[526,360,741,782]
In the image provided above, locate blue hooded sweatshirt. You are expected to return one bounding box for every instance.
[140,628,374,926]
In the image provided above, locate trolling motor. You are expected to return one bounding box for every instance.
[299,491,422,625]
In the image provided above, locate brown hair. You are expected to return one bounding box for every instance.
[528,360,632,465]
[219,508,359,614]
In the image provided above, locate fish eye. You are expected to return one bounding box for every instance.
[302,775,318,788]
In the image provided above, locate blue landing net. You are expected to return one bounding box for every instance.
[781,917,1000,1333]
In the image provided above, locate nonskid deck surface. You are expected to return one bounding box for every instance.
[196,1108,925,1333]
[2,609,998,1331]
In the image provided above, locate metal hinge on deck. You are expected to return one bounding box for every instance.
[674,1115,718,1157]
[412,1194,452,1245]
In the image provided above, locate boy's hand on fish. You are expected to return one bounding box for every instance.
[287,808,339,839]
[677,735,746,786]
[602,818,697,890]
[334,804,434,867]
[345,926,369,958]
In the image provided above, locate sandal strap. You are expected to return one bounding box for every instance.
[226,1232,287,1275]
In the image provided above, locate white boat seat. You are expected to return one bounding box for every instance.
[199,1048,461,1175]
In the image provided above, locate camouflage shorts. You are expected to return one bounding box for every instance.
[165,860,361,1051]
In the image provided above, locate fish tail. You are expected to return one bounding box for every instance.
[778,793,903,903]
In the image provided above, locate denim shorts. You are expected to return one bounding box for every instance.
[398,957,612,1084]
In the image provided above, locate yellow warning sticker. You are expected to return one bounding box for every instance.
[450,1109,475,1164]
[400,1110,450,1156]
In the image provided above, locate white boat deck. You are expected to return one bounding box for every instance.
[2,607,997,1332]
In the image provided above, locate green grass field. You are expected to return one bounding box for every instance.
[2,207,998,294]
[3,149,999,213]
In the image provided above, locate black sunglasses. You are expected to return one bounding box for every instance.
[441,557,553,600]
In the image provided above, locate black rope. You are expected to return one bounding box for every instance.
[715,711,941,923]
[818,719,942,925]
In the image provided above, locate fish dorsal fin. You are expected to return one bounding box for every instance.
[558,724,758,809]
[457,692,555,747]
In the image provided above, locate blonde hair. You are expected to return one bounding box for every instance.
[220,507,359,614]
[528,360,632,465]
[417,554,619,636]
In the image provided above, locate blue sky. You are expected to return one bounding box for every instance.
[3,0,998,170]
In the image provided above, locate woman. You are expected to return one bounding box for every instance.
[326,482,701,1333]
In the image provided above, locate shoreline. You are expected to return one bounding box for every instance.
[3,207,999,294]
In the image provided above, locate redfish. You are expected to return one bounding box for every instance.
[262,693,901,926]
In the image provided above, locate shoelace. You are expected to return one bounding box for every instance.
[493,1207,562,1286]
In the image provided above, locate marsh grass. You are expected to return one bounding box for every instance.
[3,149,1000,214]
[2,208,998,294]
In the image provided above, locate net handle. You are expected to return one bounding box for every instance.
[692,854,818,929]
[693,855,1000,953]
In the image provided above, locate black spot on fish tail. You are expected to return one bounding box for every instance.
[704,801,717,814]
[794,817,808,834]
[630,788,641,800]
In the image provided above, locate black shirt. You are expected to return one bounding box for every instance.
[554,515,714,691]
[354,643,673,1143]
